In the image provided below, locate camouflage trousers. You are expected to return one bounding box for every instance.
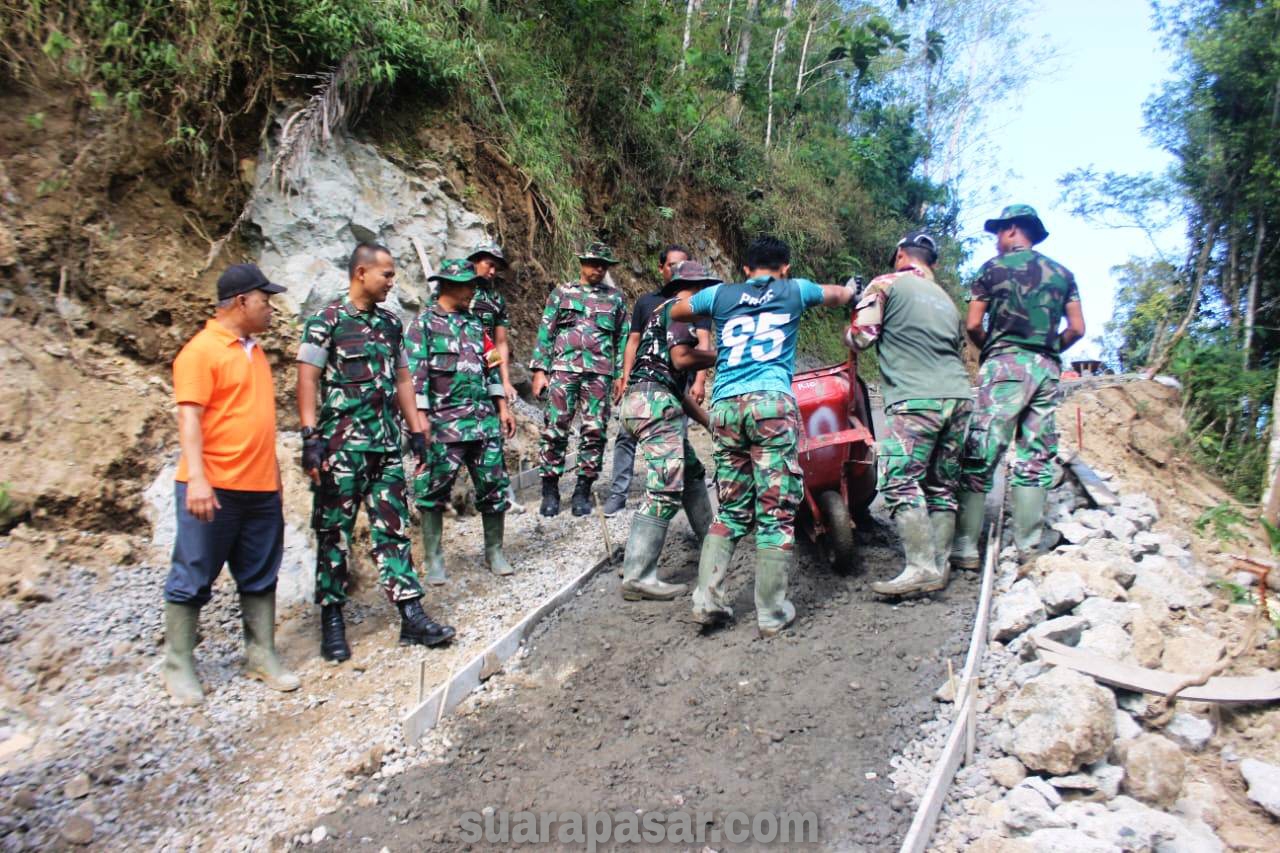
[961,350,1061,492]
[539,369,611,482]
[620,384,706,522]
[413,437,511,514]
[707,391,803,551]
[312,448,422,606]
[879,398,973,516]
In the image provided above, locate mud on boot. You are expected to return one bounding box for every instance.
[873,506,946,597]
[539,478,561,517]
[398,597,456,647]
[240,591,300,692]
[163,602,204,706]
[319,603,351,663]
[421,510,446,585]
[619,515,685,601]
[482,512,515,576]
[950,490,986,570]
[570,478,595,516]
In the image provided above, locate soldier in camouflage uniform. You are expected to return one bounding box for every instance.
[407,259,518,584]
[846,232,972,597]
[671,237,855,637]
[954,205,1086,564]
[466,243,519,403]
[529,242,630,518]
[297,242,456,663]
[618,260,719,601]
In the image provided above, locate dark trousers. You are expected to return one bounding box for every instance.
[163,482,284,606]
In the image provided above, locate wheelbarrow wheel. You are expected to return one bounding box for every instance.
[817,490,856,575]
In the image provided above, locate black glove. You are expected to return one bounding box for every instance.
[302,436,326,474]
[408,431,429,466]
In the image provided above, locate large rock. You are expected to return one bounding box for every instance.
[1161,629,1226,675]
[1077,538,1138,587]
[989,756,1028,788]
[1164,713,1213,752]
[1059,796,1222,853]
[1130,612,1165,667]
[1040,571,1086,615]
[993,579,1047,642]
[1240,758,1280,818]
[1117,733,1186,807]
[1102,514,1137,542]
[1074,596,1135,629]
[1129,556,1211,611]
[1001,784,1069,834]
[1024,828,1113,853]
[1053,522,1102,545]
[1005,667,1117,775]
[1119,491,1160,523]
[1078,623,1133,661]
[1029,615,1089,647]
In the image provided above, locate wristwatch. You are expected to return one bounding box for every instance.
[301,426,318,439]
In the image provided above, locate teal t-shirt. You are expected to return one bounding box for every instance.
[689,276,825,402]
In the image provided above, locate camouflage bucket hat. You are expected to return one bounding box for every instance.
[577,241,620,266]
[663,259,721,296]
[428,258,485,284]
[466,242,507,267]
[983,204,1049,244]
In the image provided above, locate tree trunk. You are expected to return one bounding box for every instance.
[1262,356,1280,517]
[794,3,816,97]
[679,0,699,73]
[764,0,796,148]
[1243,212,1265,368]
[729,0,760,123]
[1146,218,1219,376]
[722,0,735,54]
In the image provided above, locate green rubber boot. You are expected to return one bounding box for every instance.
[691,533,737,627]
[873,506,945,597]
[930,511,956,577]
[681,477,714,541]
[1012,486,1058,558]
[755,548,797,638]
[482,513,515,576]
[421,510,446,585]
[162,602,204,706]
[241,591,301,692]
[951,491,986,570]
[620,514,684,600]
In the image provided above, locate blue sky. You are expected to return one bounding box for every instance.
[956,0,1184,360]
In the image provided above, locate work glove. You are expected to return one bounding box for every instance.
[302,436,326,474]
[408,431,429,467]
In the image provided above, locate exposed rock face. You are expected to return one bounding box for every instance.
[247,134,492,321]
[1117,733,1186,807]
[1005,667,1117,775]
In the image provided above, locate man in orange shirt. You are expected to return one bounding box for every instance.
[163,263,300,706]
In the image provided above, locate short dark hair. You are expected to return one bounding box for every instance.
[658,244,689,266]
[901,245,937,266]
[348,242,392,278]
[745,236,790,270]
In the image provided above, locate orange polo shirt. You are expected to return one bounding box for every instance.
[173,318,278,491]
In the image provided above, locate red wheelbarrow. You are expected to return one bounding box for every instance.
[792,356,877,573]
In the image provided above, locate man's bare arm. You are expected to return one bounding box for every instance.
[1059,301,1086,352]
[670,343,716,372]
[177,403,220,522]
[965,301,988,349]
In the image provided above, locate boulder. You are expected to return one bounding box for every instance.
[1129,556,1211,611]
[1102,515,1138,542]
[1078,623,1133,661]
[1132,531,1163,555]
[1025,828,1113,853]
[1117,733,1186,807]
[1029,615,1089,647]
[1064,795,1220,853]
[1053,522,1102,545]
[1240,758,1280,819]
[1161,630,1226,675]
[993,579,1047,642]
[1040,571,1086,615]
[1130,612,1165,668]
[1119,492,1159,523]
[989,756,1028,788]
[1078,538,1139,587]
[1073,509,1111,530]
[1001,784,1069,834]
[1088,761,1125,798]
[1074,597,1134,629]
[1005,667,1117,775]
[1114,709,1142,741]
[1164,713,1213,752]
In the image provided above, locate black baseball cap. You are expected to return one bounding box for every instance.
[217,263,286,301]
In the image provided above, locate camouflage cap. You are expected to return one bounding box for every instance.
[983,204,1049,244]
[577,242,620,266]
[428,258,486,284]
[663,259,721,296]
[466,242,507,267]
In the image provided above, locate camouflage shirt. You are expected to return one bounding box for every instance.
[970,248,1080,361]
[529,280,629,376]
[297,298,410,452]
[468,285,509,338]
[406,306,504,444]
[628,298,699,397]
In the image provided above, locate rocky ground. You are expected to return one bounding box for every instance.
[887,379,1280,852]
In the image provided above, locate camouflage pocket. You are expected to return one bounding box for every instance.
[961,424,990,466]
[979,354,1030,385]
[334,339,376,384]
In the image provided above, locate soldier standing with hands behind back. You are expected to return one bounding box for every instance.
[296,242,455,663]
[530,242,630,518]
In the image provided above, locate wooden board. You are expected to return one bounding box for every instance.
[1033,636,1280,704]
[1061,453,1119,508]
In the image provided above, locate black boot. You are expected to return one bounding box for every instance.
[571,478,595,517]
[319,603,351,663]
[397,598,456,647]
[540,478,561,517]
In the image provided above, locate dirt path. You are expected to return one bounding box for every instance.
[318,520,980,851]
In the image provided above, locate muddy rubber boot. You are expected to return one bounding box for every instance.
[397,597,456,647]
[755,549,797,638]
[620,515,685,600]
[1012,486,1059,558]
[929,511,956,580]
[162,602,204,706]
[570,478,595,517]
[691,533,737,628]
[681,477,714,542]
[240,590,300,692]
[482,512,515,576]
[873,506,945,597]
[420,510,446,585]
[319,603,351,662]
[951,491,986,570]
[539,478,561,517]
